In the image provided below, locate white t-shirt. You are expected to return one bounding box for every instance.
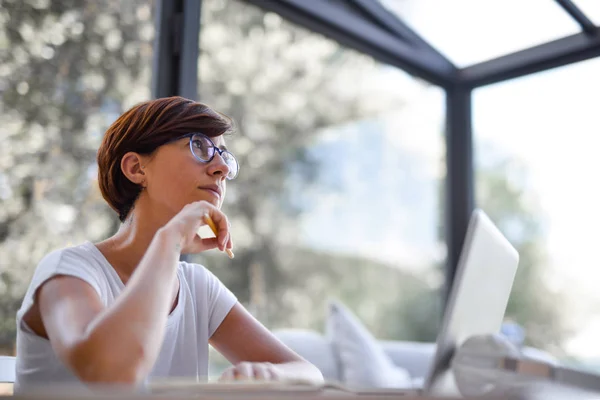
[14,241,237,393]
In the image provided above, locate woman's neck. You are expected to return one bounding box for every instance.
[96,203,172,283]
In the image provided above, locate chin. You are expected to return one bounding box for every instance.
[194,188,223,208]
[194,195,221,208]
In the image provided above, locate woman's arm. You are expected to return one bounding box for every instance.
[34,201,230,385]
[38,229,181,384]
[209,303,324,384]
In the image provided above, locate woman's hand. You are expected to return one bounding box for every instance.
[219,362,284,382]
[210,304,324,385]
[160,200,232,254]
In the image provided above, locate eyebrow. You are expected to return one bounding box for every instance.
[181,133,228,152]
[199,134,227,151]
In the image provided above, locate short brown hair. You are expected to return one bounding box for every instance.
[97,96,233,222]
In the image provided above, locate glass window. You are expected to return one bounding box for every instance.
[0,0,154,358]
[197,0,445,373]
[473,58,600,370]
[379,0,581,67]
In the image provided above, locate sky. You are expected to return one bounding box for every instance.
[300,0,600,360]
[475,57,600,358]
[298,81,445,273]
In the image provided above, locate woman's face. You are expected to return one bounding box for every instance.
[142,134,231,216]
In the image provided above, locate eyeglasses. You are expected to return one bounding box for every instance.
[170,132,239,180]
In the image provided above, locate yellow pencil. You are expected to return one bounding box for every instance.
[204,214,234,259]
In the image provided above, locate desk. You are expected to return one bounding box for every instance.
[8,381,600,400]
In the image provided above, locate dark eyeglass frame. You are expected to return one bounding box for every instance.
[168,132,239,180]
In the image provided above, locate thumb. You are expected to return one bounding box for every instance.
[183,235,219,255]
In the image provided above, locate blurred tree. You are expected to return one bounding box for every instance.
[0,0,154,351]
[194,0,408,324]
[475,154,570,352]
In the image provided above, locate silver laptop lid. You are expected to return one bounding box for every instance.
[424,209,519,396]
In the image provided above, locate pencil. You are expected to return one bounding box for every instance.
[204,214,234,259]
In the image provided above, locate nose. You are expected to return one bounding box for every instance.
[207,151,231,178]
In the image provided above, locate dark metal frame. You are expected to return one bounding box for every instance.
[152,0,202,263]
[153,0,600,307]
[152,0,202,100]
[238,0,457,87]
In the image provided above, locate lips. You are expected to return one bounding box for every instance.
[198,184,222,199]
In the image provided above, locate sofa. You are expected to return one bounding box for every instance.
[274,329,557,384]
[270,300,557,389]
[274,328,434,385]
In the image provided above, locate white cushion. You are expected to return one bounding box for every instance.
[380,340,436,378]
[327,300,412,389]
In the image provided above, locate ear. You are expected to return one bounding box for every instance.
[120,152,146,186]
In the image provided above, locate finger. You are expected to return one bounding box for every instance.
[219,367,235,381]
[219,231,230,253]
[253,363,271,381]
[200,237,219,249]
[267,364,284,381]
[223,232,231,251]
[226,233,233,250]
[217,217,229,251]
[184,236,218,255]
[236,362,254,380]
[184,201,215,233]
[190,200,215,220]
[201,214,223,251]
[205,210,230,250]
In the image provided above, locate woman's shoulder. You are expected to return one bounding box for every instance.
[17,242,109,322]
[37,241,103,272]
[28,241,111,294]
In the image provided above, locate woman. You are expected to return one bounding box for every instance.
[14,97,323,391]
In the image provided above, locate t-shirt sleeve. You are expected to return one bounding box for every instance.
[17,247,104,324]
[204,267,238,337]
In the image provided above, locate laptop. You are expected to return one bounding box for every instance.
[326,208,519,397]
[149,209,520,397]
[422,208,519,397]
